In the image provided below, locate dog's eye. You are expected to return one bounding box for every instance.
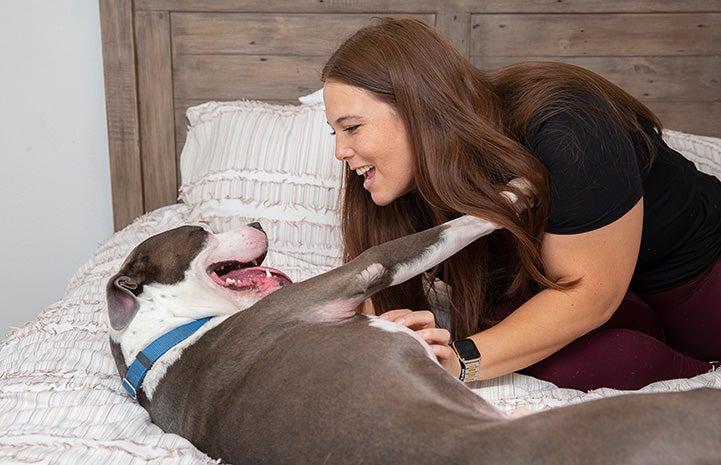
[189,226,210,241]
[192,224,213,234]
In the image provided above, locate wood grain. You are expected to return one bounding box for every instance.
[471,13,721,57]
[135,10,178,213]
[99,0,143,230]
[473,56,721,102]
[136,0,720,14]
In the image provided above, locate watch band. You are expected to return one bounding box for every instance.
[457,359,468,382]
[451,338,481,383]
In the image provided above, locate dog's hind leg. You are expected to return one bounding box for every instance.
[272,180,532,322]
[356,215,500,293]
[269,214,501,325]
[347,178,533,301]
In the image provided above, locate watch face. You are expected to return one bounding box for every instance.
[454,339,480,360]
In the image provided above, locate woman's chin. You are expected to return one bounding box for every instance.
[371,191,404,207]
[369,185,415,207]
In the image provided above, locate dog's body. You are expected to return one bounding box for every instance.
[107,216,721,465]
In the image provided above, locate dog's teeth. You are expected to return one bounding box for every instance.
[265,269,272,278]
[252,260,258,266]
[226,278,237,284]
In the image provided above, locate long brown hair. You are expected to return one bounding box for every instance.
[321,17,661,338]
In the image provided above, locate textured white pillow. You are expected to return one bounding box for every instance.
[298,88,324,105]
[663,129,721,179]
[179,100,343,282]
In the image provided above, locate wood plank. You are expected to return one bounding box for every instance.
[173,54,328,102]
[137,0,721,14]
[471,56,721,102]
[465,0,721,14]
[172,13,435,56]
[646,102,721,139]
[135,10,179,212]
[471,56,721,138]
[464,0,721,13]
[139,0,448,13]
[435,13,470,57]
[471,13,721,57]
[99,0,144,231]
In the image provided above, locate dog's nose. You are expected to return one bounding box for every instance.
[247,222,264,232]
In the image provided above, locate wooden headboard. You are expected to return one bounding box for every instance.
[99,0,721,231]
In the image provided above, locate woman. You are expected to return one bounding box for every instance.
[321,17,721,391]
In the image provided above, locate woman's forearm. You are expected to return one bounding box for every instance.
[469,286,620,380]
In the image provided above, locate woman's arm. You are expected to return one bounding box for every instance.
[467,198,643,379]
[387,198,644,380]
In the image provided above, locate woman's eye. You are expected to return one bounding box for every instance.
[328,124,360,136]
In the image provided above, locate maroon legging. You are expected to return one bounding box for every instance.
[515,255,721,391]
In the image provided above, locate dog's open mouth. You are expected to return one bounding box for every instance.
[208,260,293,291]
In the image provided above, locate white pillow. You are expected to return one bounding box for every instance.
[663,129,721,179]
[179,100,343,282]
[298,88,324,105]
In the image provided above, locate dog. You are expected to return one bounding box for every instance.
[107,214,721,464]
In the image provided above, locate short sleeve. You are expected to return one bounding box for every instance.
[527,101,644,234]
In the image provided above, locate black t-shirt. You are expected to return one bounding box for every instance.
[526,97,721,294]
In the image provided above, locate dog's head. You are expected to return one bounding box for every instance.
[106,223,292,336]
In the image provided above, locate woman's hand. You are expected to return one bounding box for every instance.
[380,309,462,378]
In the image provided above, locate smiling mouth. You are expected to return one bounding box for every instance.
[208,259,293,291]
[355,165,376,188]
[356,165,373,176]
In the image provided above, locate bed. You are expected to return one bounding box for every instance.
[1,1,720,463]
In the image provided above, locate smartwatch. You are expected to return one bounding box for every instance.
[451,338,481,383]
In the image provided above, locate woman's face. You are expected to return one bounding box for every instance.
[323,80,415,206]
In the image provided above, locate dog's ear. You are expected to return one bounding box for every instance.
[107,274,142,331]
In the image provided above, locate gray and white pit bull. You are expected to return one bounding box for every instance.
[107,214,721,465]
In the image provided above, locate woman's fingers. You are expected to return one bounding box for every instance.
[380,309,437,330]
[378,309,461,377]
[419,328,462,377]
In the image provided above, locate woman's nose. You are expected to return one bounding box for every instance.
[334,142,353,161]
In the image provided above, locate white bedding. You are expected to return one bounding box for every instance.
[2,203,720,465]
[1,122,720,463]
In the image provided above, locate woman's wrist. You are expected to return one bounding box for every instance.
[451,338,482,383]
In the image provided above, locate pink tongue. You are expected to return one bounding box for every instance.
[225,269,269,281]
[216,266,293,289]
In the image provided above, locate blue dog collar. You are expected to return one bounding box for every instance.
[122,317,212,400]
